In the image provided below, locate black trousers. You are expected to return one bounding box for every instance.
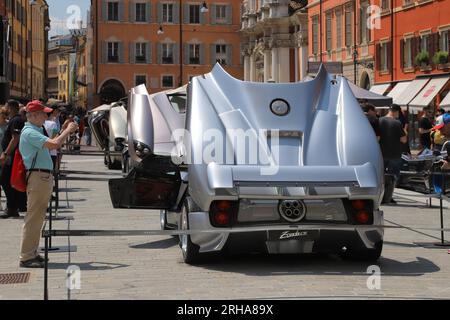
[0,164,27,213]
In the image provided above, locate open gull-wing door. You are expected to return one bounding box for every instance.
[109,85,187,210]
[88,104,112,151]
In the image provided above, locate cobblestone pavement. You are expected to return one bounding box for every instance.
[0,152,449,300]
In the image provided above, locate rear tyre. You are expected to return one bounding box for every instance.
[108,158,122,170]
[179,197,201,264]
[340,241,383,262]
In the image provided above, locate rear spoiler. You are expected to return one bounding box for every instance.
[207,162,378,189]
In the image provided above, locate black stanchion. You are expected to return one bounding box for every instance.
[431,172,450,247]
[44,233,49,301]
[40,180,77,254]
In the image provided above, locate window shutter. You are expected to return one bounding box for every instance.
[226,5,232,25]
[210,4,216,25]
[130,42,135,64]
[358,7,362,44]
[412,36,419,60]
[157,2,162,23]
[146,2,151,22]
[173,43,180,64]
[156,43,162,64]
[431,33,439,61]
[199,44,205,65]
[375,43,381,71]
[119,1,125,22]
[146,42,152,63]
[184,44,190,64]
[173,3,180,23]
[102,0,108,21]
[129,1,135,22]
[400,39,404,69]
[226,45,232,66]
[119,42,124,63]
[387,41,392,72]
[183,4,189,24]
[210,44,217,65]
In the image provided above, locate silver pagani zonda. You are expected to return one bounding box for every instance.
[109,65,384,264]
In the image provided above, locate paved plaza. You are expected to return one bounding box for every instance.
[1,152,450,300]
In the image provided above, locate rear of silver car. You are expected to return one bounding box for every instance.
[110,64,384,264]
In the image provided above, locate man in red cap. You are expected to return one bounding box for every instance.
[18,100,77,268]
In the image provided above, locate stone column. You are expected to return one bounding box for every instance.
[244,55,251,81]
[271,47,279,82]
[263,50,271,82]
[250,54,256,82]
[278,47,290,83]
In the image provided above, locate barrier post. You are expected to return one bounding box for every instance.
[44,234,49,300]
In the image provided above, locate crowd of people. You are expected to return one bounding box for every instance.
[0,99,88,268]
[363,102,450,204]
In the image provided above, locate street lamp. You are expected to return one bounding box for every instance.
[157,1,209,87]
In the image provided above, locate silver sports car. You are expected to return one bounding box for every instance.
[109,64,384,264]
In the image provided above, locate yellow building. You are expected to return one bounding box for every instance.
[5,0,49,101]
[57,53,70,102]
[73,29,88,109]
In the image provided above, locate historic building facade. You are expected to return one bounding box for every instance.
[91,0,243,106]
[240,0,309,83]
[307,0,375,89]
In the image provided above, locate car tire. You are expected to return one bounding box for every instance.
[179,197,201,265]
[108,159,122,170]
[340,241,383,262]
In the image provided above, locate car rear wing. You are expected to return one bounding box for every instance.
[207,162,378,190]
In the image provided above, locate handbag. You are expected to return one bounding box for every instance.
[10,149,38,193]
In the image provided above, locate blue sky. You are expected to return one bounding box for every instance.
[47,0,90,36]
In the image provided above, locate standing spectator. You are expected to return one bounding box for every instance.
[0,107,9,211]
[431,115,448,152]
[19,100,77,268]
[379,104,407,204]
[44,106,60,169]
[0,100,27,218]
[398,107,411,156]
[83,115,92,146]
[418,107,433,149]
[363,104,380,139]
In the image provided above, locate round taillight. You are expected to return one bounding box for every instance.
[352,200,366,210]
[356,211,370,224]
[214,211,230,226]
[216,201,231,211]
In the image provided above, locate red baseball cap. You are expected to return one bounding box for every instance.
[26,100,53,113]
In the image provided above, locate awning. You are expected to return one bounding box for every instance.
[387,81,411,105]
[409,76,450,110]
[440,91,450,109]
[394,78,430,107]
[369,83,390,95]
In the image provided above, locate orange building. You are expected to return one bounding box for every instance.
[307,0,376,88]
[372,0,450,113]
[91,0,243,106]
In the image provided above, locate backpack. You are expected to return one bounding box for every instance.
[10,126,48,192]
[10,149,37,192]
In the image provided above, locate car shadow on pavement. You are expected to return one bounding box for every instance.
[129,237,178,249]
[47,261,129,271]
[195,254,440,277]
